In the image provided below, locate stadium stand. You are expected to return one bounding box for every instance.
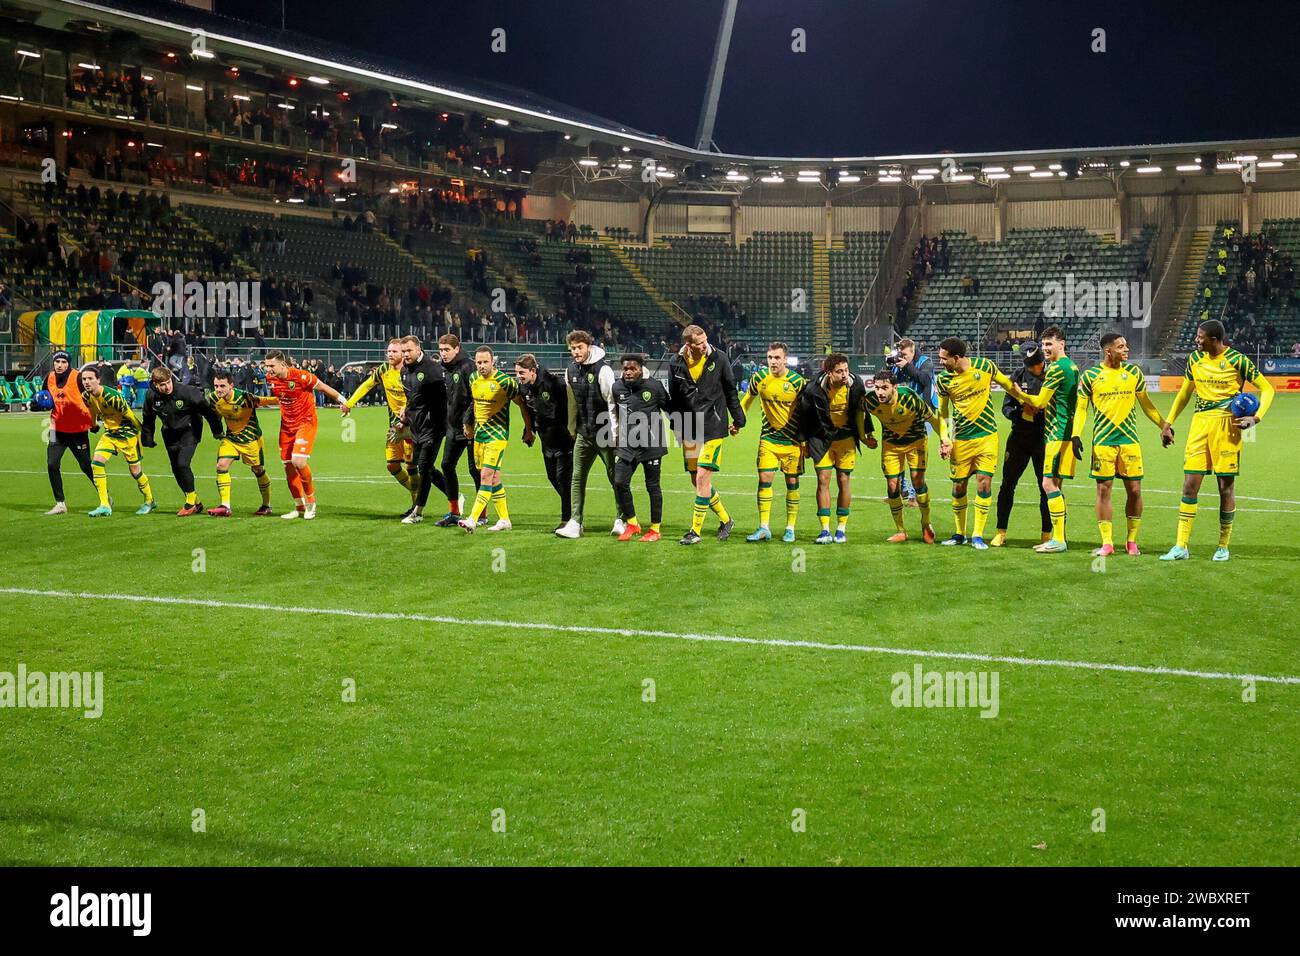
[904,226,1156,354]
[1168,219,1300,354]
[625,232,817,353]
[828,231,889,347]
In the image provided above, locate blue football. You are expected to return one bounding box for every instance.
[1230,392,1260,418]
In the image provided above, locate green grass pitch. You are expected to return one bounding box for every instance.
[0,392,1296,866]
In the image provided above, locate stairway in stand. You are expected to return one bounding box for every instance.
[812,238,831,352]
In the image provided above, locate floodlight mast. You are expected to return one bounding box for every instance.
[694,0,740,153]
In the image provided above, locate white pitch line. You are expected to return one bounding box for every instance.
[2,587,1297,687]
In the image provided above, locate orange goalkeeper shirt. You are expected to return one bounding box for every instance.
[269,368,319,432]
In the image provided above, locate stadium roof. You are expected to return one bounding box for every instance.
[13,0,1300,174]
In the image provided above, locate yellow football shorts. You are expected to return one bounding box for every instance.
[385,437,414,465]
[683,437,726,472]
[1091,443,1143,481]
[948,434,998,481]
[217,435,265,468]
[473,438,509,471]
[94,433,142,464]
[815,437,857,473]
[881,438,928,478]
[1045,438,1079,480]
[756,438,803,477]
[1184,413,1241,476]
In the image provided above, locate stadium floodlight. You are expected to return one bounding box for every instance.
[1029,170,1054,178]
[232,94,250,101]
[983,166,1005,174]
[307,76,329,85]
[145,142,163,148]
[287,197,305,203]
[1272,152,1297,160]
[917,167,940,175]
[617,162,633,170]
[1258,160,1283,168]
[185,84,203,92]
[578,157,600,167]
[142,74,154,81]
[911,173,934,181]
[192,49,216,59]
[1175,164,1200,172]
[493,118,509,126]
[622,145,631,152]
[986,172,1010,180]
[115,114,131,120]
[655,169,676,178]
[878,175,902,183]
[1136,165,1161,173]
[380,122,398,129]
[1232,154,1258,162]
[1118,160,1130,167]
[838,174,860,183]
[78,62,100,70]
[0,94,22,101]
[1048,163,1062,170]
[760,173,784,183]
[949,173,975,182]
[17,49,41,59]
[797,175,820,183]
[1218,162,1241,170]
[1012,164,1035,172]
[798,169,817,176]
[277,103,294,110]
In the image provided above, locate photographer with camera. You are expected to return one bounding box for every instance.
[885,338,935,505]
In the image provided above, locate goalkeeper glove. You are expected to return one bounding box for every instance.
[1071,436,1084,463]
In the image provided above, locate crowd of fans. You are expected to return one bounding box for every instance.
[1205,224,1297,355]
[893,234,952,332]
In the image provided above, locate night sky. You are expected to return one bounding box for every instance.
[216,0,1299,156]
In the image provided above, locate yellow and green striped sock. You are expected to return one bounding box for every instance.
[1126,516,1141,544]
[785,482,800,529]
[973,489,992,539]
[818,507,831,532]
[952,492,968,537]
[756,480,773,529]
[135,472,153,503]
[257,471,272,506]
[887,492,905,531]
[1218,509,1234,547]
[1176,496,1198,547]
[1047,490,1067,541]
[469,486,493,522]
[691,495,710,534]
[92,462,110,507]
[836,507,850,532]
[1098,520,1113,547]
[916,484,931,525]
[708,490,729,524]
[491,486,509,522]
[216,471,232,507]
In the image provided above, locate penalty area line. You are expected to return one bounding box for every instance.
[2,586,1297,687]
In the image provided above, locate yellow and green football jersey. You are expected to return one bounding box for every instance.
[469,369,519,442]
[743,367,805,444]
[936,357,1003,440]
[1183,348,1262,417]
[206,387,263,444]
[1078,362,1146,446]
[863,385,934,445]
[1040,356,1081,441]
[85,386,138,439]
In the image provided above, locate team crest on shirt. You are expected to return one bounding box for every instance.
[707,362,715,372]
[641,390,652,401]
[175,399,184,408]
[541,391,550,400]
[453,373,460,382]
[587,373,594,383]
[973,371,982,380]
[417,372,425,381]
